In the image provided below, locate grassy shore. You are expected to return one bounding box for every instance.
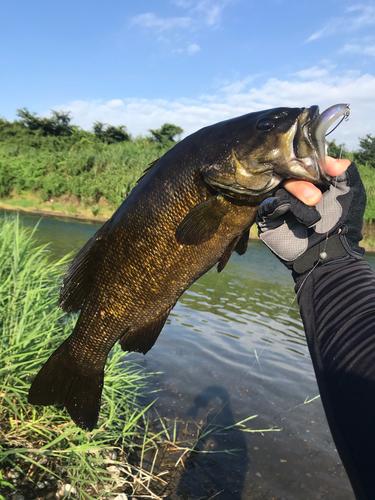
[1,189,375,252]
[0,216,166,500]
[0,192,112,222]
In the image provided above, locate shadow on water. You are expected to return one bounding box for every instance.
[169,385,248,500]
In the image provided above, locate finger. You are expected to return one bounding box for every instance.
[283,157,350,205]
[284,180,322,206]
[325,156,351,177]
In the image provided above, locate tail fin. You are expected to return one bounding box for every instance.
[28,340,104,431]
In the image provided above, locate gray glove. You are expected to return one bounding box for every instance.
[256,162,366,276]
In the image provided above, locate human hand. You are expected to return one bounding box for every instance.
[256,160,366,276]
[284,157,351,205]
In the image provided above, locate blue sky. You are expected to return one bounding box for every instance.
[1,0,375,149]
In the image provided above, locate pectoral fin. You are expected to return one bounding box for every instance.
[175,195,230,245]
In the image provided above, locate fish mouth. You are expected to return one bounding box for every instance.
[294,103,350,183]
[202,104,351,200]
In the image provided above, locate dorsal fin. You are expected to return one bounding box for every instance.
[58,219,112,313]
[136,158,160,184]
[120,305,174,354]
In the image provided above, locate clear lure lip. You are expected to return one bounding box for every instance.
[310,103,350,176]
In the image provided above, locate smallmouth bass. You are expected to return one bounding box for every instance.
[28,104,350,430]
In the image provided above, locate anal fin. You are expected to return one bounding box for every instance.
[120,305,174,354]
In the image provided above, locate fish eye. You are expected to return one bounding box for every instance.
[256,118,275,131]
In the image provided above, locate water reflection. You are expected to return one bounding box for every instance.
[0,210,102,259]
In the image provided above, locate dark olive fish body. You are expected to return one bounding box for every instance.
[28,105,349,430]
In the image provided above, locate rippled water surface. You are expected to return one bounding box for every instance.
[5,210,375,500]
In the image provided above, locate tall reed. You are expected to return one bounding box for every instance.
[0,216,158,499]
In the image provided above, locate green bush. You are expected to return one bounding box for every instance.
[355,134,375,169]
[0,111,181,208]
[357,162,375,222]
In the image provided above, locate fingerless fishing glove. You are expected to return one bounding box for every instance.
[256,162,366,278]
[257,163,375,500]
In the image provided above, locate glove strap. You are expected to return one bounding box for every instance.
[293,233,349,275]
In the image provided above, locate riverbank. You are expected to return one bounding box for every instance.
[2,195,375,252]
[0,192,113,222]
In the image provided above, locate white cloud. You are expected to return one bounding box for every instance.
[130,2,228,53]
[307,4,375,42]
[187,43,200,54]
[172,0,194,7]
[132,1,227,34]
[131,12,191,31]
[293,66,331,79]
[219,75,259,94]
[47,71,375,150]
[172,0,227,26]
[106,99,124,108]
[342,43,375,56]
[192,0,225,26]
[346,4,375,29]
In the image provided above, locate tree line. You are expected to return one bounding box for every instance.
[328,135,375,168]
[1,108,183,148]
[0,109,183,208]
[0,108,374,218]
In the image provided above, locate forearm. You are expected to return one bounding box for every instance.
[296,257,375,500]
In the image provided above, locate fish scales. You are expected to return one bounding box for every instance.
[66,146,258,358]
[28,105,349,430]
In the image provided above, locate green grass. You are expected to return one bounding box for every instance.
[0,198,36,209]
[0,216,162,499]
[358,162,375,223]
[50,202,64,212]
[66,204,78,214]
[0,134,168,208]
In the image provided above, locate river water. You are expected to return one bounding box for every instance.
[5,210,375,500]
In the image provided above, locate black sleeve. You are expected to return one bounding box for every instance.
[296,256,375,500]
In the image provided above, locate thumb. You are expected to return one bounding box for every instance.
[287,192,321,227]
